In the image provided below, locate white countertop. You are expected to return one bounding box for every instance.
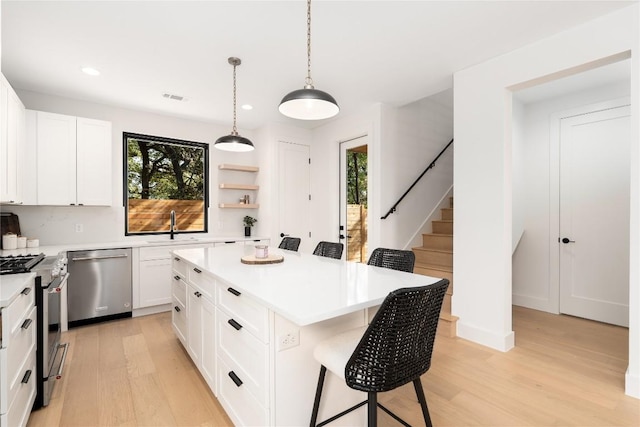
[0,235,269,257]
[172,245,443,326]
[0,272,35,307]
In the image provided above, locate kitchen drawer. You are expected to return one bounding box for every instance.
[217,356,268,427]
[172,256,189,278]
[188,267,215,300]
[172,274,187,307]
[171,297,187,347]
[1,281,35,349]
[244,238,270,246]
[142,243,213,261]
[217,284,269,343]
[1,351,36,427]
[216,308,269,405]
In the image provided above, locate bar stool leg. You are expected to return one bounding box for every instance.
[310,366,327,427]
[367,392,377,427]
[413,378,433,427]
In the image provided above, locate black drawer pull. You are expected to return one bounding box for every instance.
[174,275,180,280]
[193,268,202,274]
[174,257,181,261]
[21,287,32,295]
[174,306,181,313]
[194,291,202,298]
[21,318,33,330]
[22,370,32,384]
[228,371,243,387]
[227,287,241,297]
[228,318,243,330]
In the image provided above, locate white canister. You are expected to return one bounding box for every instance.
[255,245,268,259]
[16,236,27,249]
[26,238,39,248]
[2,233,17,250]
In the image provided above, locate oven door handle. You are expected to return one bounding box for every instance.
[49,343,69,380]
[49,273,69,293]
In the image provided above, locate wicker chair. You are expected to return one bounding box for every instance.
[278,237,301,252]
[310,279,449,427]
[367,248,416,273]
[312,241,344,260]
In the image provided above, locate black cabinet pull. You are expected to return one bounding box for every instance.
[227,287,241,297]
[22,370,32,384]
[174,275,180,280]
[174,257,181,261]
[21,287,32,295]
[228,371,243,387]
[193,291,201,297]
[193,268,202,274]
[228,318,243,330]
[174,306,181,313]
[21,318,33,329]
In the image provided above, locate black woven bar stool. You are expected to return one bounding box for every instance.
[278,236,301,251]
[367,247,416,273]
[312,241,344,259]
[310,279,449,427]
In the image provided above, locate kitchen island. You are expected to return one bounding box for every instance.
[171,244,442,426]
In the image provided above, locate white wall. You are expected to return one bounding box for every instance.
[511,98,526,252]
[2,89,262,245]
[512,81,630,312]
[453,4,638,398]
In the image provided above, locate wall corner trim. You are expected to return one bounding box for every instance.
[625,368,640,399]
[456,322,515,352]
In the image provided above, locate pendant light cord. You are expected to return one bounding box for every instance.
[232,61,238,135]
[305,0,313,88]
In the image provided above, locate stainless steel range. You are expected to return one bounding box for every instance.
[0,253,69,409]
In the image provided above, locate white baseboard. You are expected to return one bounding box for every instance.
[626,368,640,399]
[456,321,515,352]
[133,303,171,317]
[512,294,554,313]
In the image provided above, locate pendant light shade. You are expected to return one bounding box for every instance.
[279,0,339,121]
[215,57,254,152]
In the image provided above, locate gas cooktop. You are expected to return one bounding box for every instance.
[0,253,46,275]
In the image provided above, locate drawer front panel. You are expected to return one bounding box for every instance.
[4,351,36,427]
[3,280,35,348]
[217,285,269,342]
[140,246,172,261]
[217,357,268,427]
[171,274,187,307]
[3,305,37,413]
[172,256,188,278]
[188,268,215,300]
[216,308,268,404]
[171,297,187,346]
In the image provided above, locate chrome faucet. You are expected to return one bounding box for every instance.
[170,210,176,240]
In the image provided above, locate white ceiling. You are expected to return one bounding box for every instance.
[1,1,635,130]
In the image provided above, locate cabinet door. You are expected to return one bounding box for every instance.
[2,89,22,203]
[200,296,216,393]
[36,112,76,205]
[187,284,202,366]
[138,259,172,308]
[0,80,9,202]
[76,117,112,205]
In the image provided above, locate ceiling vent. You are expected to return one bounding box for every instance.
[162,93,185,101]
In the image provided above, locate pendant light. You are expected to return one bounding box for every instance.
[215,57,254,152]
[279,0,339,120]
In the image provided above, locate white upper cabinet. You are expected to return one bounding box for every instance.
[27,110,112,206]
[0,74,26,204]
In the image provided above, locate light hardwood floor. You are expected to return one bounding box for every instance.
[28,306,638,427]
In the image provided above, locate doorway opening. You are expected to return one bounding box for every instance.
[340,136,368,262]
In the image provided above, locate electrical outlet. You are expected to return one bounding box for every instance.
[75,223,83,233]
[277,329,300,352]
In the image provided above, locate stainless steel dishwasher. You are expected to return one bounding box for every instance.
[67,248,132,327]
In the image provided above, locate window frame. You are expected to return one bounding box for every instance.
[122,132,209,237]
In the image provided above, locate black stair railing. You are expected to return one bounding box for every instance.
[381,138,453,219]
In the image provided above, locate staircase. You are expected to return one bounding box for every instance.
[412,196,457,337]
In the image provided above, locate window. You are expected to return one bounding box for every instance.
[123,132,209,236]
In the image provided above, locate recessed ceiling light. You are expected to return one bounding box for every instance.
[241,104,253,110]
[81,67,100,76]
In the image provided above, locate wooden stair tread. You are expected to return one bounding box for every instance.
[439,312,458,322]
[414,263,452,273]
[412,247,452,254]
[433,219,453,223]
[422,233,453,237]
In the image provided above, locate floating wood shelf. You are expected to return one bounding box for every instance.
[218,203,260,209]
[218,164,259,172]
[219,183,259,190]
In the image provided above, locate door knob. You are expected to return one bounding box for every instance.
[561,237,575,244]
[280,233,289,238]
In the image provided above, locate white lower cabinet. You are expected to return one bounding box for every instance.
[217,357,268,427]
[0,277,37,427]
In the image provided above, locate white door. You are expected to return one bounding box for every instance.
[559,105,630,327]
[278,141,311,252]
[339,136,368,262]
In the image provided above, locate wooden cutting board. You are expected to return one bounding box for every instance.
[240,254,284,265]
